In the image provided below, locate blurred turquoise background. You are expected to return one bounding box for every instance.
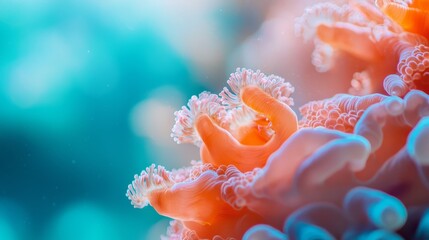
[0,0,272,239]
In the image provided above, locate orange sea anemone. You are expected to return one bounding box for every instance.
[296,0,428,96]
[376,0,429,38]
[126,1,429,239]
[171,68,298,172]
[127,163,263,239]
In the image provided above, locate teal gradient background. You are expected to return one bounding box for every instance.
[0,0,276,239]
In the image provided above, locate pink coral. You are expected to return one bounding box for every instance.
[296,0,427,96]
[353,90,429,180]
[172,68,298,172]
[220,127,372,226]
[127,162,263,239]
[128,68,298,239]
[126,1,429,239]
[299,93,386,132]
[171,92,226,147]
[396,44,429,93]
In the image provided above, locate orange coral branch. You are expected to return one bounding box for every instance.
[197,86,297,172]
[172,68,297,172]
[376,0,429,37]
[317,22,381,62]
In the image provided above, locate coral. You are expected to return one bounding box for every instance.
[126,0,429,239]
[243,187,408,240]
[171,68,298,172]
[376,0,429,37]
[127,162,263,239]
[299,93,386,132]
[296,0,428,96]
[219,127,372,227]
[396,44,429,93]
[171,92,226,147]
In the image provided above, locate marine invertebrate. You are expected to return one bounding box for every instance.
[243,224,287,240]
[295,0,396,67]
[127,162,263,239]
[379,44,429,97]
[130,86,429,239]
[283,203,348,239]
[172,68,297,172]
[126,0,429,239]
[220,127,371,227]
[243,187,408,240]
[299,93,386,132]
[376,0,429,38]
[128,68,296,239]
[354,90,429,180]
[296,0,428,96]
[343,187,407,232]
[396,44,429,93]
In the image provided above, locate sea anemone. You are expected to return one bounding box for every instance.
[126,1,429,239]
[172,68,297,172]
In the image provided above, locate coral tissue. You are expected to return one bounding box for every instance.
[126,1,429,239]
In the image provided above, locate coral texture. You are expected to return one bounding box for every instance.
[126,1,429,239]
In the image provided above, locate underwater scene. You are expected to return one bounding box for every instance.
[2,0,429,239]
